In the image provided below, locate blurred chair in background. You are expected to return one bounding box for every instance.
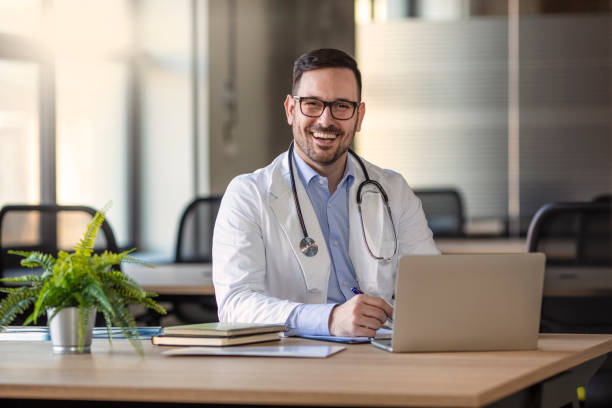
[0,204,119,324]
[592,193,612,204]
[527,200,612,407]
[171,196,223,324]
[413,188,465,237]
[0,204,119,278]
[175,196,222,264]
[527,202,612,272]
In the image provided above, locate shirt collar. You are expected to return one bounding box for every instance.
[292,148,355,189]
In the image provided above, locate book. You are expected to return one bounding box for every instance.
[0,327,49,341]
[161,322,286,337]
[152,332,281,347]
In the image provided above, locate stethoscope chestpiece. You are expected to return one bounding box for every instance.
[300,237,318,257]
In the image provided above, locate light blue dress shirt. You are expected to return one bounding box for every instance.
[285,150,359,335]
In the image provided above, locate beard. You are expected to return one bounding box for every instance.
[292,121,357,167]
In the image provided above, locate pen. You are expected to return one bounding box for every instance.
[350,287,394,327]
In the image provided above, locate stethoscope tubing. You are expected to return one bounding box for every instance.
[287,141,398,261]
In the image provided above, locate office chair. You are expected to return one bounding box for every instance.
[527,202,611,268]
[175,196,222,263]
[0,204,119,324]
[592,193,612,204]
[527,201,612,407]
[0,204,119,278]
[170,196,223,324]
[527,201,612,333]
[413,188,465,237]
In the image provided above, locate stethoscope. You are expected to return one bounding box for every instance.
[287,141,398,262]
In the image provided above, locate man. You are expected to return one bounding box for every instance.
[213,48,438,337]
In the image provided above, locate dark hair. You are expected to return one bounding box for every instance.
[292,48,362,101]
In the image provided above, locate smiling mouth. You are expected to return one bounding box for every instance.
[311,131,340,141]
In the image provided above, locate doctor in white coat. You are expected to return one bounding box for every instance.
[213,49,439,337]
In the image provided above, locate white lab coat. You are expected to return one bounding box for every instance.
[212,151,439,324]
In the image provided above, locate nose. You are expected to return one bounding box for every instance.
[317,104,334,126]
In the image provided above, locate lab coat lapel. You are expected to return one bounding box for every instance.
[269,154,331,298]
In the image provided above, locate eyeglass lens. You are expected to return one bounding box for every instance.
[299,98,355,120]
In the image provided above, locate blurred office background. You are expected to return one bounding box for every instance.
[0,0,610,259]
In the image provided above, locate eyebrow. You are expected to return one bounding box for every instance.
[301,96,358,103]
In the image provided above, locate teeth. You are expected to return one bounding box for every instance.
[313,132,337,139]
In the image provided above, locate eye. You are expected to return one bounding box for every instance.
[302,99,321,107]
[335,102,351,110]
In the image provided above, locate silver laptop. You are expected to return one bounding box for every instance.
[371,253,545,352]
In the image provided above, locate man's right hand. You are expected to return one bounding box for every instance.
[328,294,393,337]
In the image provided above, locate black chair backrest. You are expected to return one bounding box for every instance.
[526,202,612,267]
[592,193,612,204]
[175,196,222,263]
[413,188,465,237]
[0,204,119,279]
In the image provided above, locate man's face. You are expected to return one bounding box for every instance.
[284,67,365,169]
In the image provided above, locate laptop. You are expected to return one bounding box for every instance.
[371,253,545,352]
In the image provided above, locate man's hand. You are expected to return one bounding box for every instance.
[328,294,393,337]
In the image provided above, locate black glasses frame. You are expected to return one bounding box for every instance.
[293,96,358,120]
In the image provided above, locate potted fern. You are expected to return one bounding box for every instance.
[0,203,166,355]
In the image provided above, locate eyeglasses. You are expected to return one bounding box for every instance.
[293,96,358,120]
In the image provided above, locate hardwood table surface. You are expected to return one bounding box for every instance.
[122,262,214,295]
[1,334,611,407]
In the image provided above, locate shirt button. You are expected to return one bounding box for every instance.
[319,179,324,185]
[334,241,339,246]
[328,203,332,208]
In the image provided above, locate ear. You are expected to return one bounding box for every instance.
[355,102,366,132]
[284,94,295,125]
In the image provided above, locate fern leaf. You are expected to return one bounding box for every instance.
[77,305,95,352]
[7,250,56,272]
[100,271,146,297]
[0,274,46,285]
[113,279,146,299]
[139,296,167,315]
[107,297,143,357]
[83,281,115,318]
[6,250,32,258]
[120,254,154,268]
[31,280,56,324]
[0,286,40,327]
[75,201,112,257]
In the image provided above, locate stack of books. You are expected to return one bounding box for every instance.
[151,322,286,347]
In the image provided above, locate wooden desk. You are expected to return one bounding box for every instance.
[544,266,612,297]
[4,263,215,296]
[437,238,526,254]
[0,334,611,407]
[122,263,214,295]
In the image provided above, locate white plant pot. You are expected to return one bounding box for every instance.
[47,307,96,354]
